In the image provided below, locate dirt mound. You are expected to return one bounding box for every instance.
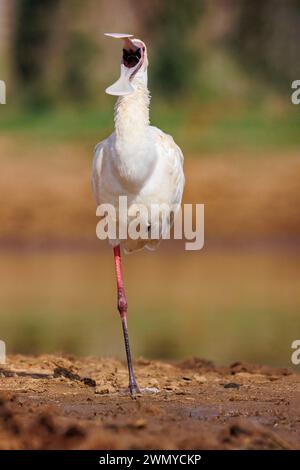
[219,419,293,450]
[0,355,299,449]
[228,361,292,377]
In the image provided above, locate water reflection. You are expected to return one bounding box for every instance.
[0,248,299,368]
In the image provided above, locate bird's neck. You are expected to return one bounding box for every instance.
[112,78,156,189]
[114,79,150,143]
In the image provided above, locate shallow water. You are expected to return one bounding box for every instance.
[0,247,299,369]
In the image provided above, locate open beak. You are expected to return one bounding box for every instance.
[104,33,143,96]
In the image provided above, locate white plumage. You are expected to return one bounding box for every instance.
[92,34,184,253]
[91,34,185,396]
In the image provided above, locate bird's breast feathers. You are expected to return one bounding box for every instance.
[92,128,184,215]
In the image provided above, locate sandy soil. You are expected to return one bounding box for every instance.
[0,355,299,450]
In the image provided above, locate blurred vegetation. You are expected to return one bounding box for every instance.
[1,103,300,155]
[0,0,297,154]
[62,31,100,103]
[142,0,203,97]
[13,0,62,109]
[230,0,300,88]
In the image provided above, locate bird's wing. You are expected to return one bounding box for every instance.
[167,135,185,207]
[163,134,185,237]
[91,139,106,205]
[146,127,185,242]
[152,126,185,207]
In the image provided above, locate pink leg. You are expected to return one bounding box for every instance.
[113,245,140,397]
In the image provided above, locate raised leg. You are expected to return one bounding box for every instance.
[113,245,140,397]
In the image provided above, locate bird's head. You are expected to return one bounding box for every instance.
[104,33,148,96]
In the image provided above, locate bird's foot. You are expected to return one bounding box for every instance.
[130,385,160,396]
[129,381,141,399]
[121,384,160,398]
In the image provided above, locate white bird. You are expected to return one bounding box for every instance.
[92,33,184,396]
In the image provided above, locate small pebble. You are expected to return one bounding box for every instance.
[132,418,147,429]
[95,384,115,394]
[140,387,160,394]
[224,382,240,389]
[193,374,207,384]
[81,377,96,388]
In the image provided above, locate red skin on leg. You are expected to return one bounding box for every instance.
[113,245,140,396]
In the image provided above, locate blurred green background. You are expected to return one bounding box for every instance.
[0,0,300,368]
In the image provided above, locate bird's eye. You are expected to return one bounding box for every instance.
[142,47,145,51]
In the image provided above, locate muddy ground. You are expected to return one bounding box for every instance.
[0,355,299,450]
